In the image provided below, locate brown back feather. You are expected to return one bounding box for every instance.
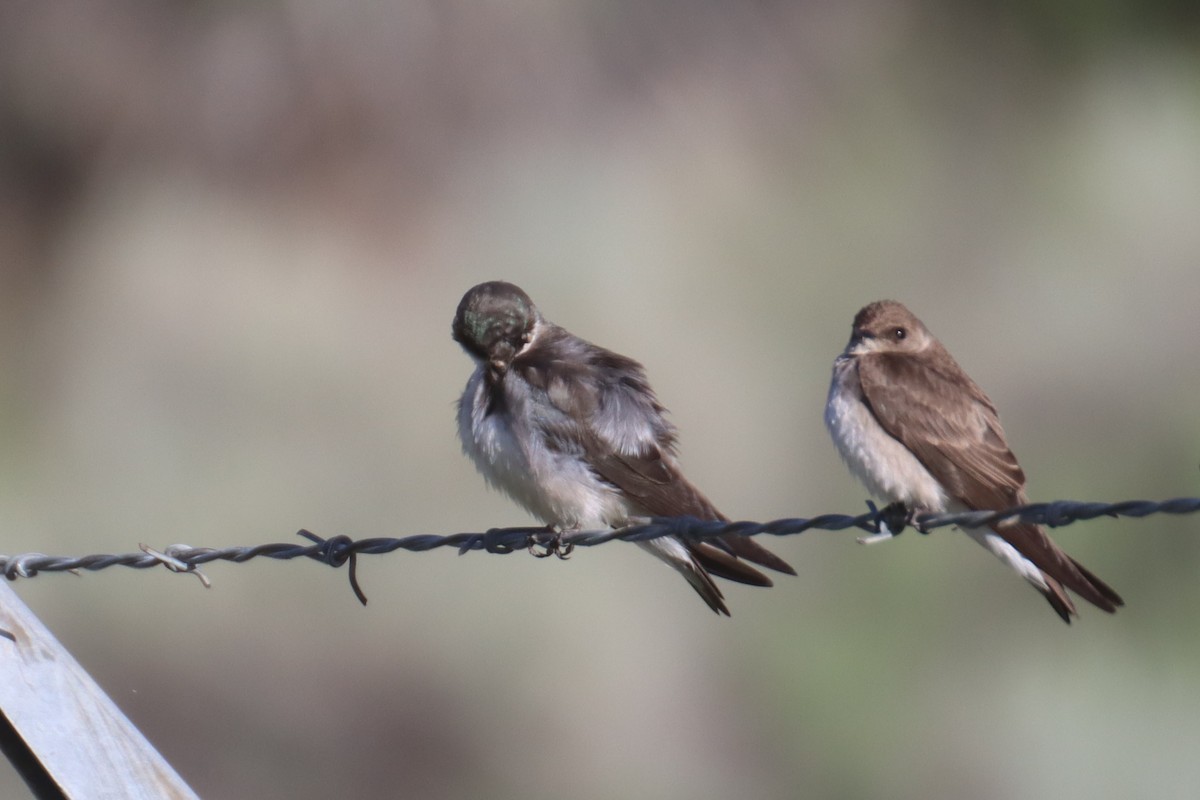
[857,349,1122,613]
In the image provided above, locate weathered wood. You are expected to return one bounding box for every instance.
[0,581,199,799]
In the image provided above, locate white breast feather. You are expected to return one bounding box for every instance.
[824,357,948,511]
[825,356,1051,591]
[457,367,629,528]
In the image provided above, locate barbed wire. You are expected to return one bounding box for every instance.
[3,497,1197,605]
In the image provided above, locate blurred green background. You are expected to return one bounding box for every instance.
[2,2,1199,798]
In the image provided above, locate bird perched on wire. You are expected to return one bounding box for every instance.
[825,299,1123,622]
[453,281,795,614]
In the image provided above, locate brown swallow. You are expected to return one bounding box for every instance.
[825,300,1123,622]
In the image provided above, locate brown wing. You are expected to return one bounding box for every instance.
[588,447,794,584]
[518,330,794,582]
[857,351,1122,613]
[857,351,1025,508]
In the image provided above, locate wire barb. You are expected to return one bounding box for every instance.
[138,544,211,588]
[0,497,1196,604]
[297,530,366,605]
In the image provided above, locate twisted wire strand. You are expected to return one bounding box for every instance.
[2,498,1196,602]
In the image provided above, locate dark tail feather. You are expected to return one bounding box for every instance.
[1038,561,1123,623]
[679,558,730,616]
[997,522,1122,616]
[717,535,797,576]
[1070,558,1125,611]
[1040,576,1077,624]
[689,542,774,587]
[676,494,795,576]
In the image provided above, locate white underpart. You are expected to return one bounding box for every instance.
[963,525,1050,591]
[825,356,948,511]
[457,327,710,587]
[826,354,1049,591]
[633,536,700,583]
[457,367,630,528]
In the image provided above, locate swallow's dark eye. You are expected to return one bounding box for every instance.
[892,327,906,340]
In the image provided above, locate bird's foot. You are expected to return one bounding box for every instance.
[528,527,575,560]
[909,506,933,534]
[858,501,918,545]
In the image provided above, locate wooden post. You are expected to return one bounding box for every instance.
[0,581,199,799]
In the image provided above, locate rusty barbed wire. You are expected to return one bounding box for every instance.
[2,497,1197,604]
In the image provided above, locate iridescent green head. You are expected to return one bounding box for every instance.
[452,281,540,369]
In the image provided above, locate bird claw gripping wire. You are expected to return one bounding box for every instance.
[858,501,929,544]
[528,526,574,560]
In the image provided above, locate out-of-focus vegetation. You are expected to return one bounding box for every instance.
[1,2,1198,798]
